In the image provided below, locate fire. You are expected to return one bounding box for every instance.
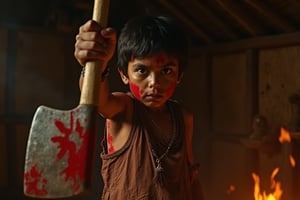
[278,127,291,143]
[226,184,235,194]
[278,127,296,167]
[289,155,296,167]
[249,127,296,200]
[252,168,283,200]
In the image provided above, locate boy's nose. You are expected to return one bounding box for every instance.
[148,72,161,88]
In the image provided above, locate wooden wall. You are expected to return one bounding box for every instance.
[177,33,300,200]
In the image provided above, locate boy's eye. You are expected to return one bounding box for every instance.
[162,68,172,75]
[136,67,147,75]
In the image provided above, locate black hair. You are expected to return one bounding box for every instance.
[117,15,188,76]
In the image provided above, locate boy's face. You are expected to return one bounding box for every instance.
[121,51,182,110]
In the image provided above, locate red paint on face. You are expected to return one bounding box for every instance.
[51,110,91,193]
[130,80,176,103]
[129,82,144,100]
[106,120,115,153]
[24,164,48,196]
[165,82,177,99]
[155,53,166,65]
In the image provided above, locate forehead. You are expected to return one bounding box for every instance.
[131,51,179,65]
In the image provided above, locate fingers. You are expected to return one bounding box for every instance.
[75,32,107,51]
[74,48,108,66]
[78,20,108,49]
[79,20,101,33]
[74,20,117,66]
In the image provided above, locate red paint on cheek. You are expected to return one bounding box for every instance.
[129,82,144,100]
[165,83,177,99]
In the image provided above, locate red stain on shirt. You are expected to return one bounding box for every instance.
[24,164,48,196]
[106,120,115,153]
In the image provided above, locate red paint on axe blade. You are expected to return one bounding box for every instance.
[24,164,48,196]
[24,106,95,197]
[24,0,109,197]
[51,110,91,193]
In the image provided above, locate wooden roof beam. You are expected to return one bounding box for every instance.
[157,0,213,44]
[215,0,264,36]
[244,0,297,32]
[189,0,239,40]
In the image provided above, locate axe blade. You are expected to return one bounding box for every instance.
[23,0,110,198]
[24,104,97,198]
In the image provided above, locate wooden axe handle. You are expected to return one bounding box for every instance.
[80,0,110,105]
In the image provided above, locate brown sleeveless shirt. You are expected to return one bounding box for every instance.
[101,97,193,200]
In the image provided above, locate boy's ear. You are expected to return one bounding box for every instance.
[177,73,184,84]
[118,68,129,84]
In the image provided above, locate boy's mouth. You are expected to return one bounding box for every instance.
[144,94,163,101]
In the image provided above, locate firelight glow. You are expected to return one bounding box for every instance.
[249,127,297,200]
[278,127,296,167]
[278,127,291,143]
[252,168,282,200]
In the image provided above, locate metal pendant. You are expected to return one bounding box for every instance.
[156,159,163,172]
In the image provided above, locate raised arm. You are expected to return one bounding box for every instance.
[74,20,128,119]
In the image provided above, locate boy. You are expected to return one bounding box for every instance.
[74,15,204,199]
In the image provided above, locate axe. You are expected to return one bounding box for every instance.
[23,0,110,198]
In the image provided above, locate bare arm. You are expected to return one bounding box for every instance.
[75,20,128,119]
[183,108,205,199]
[183,109,195,165]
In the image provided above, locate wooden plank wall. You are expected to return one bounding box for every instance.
[258,45,300,200]
[187,33,300,200]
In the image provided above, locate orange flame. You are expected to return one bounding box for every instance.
[278,127,291,143]
[226,184,235,194]
[289,155,296,168]
[252,168,283,200]
[278,127,296,167]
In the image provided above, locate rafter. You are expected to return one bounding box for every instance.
[215,0,264,36]
[244,0,297,32]
[188,0,239,40]
[157,0,213,44]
